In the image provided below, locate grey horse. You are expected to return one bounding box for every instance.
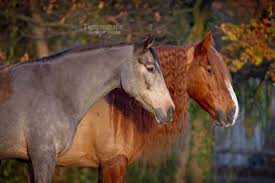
[0,35,175,183]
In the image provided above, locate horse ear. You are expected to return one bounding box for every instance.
[195,32,214,56]
[136,35,155,54]
[202,32,214,48]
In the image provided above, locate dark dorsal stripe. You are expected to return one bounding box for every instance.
[72,42,132,53]
[26,48,73,64]
[149,47,161,73]
[19,42,134,65]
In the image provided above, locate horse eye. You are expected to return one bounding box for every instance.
[206,66,213,74]
[146,65,155,73]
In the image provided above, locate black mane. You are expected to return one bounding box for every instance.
[21,42,134,65]
[26,48,73,64]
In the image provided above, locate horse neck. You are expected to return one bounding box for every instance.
[29,45,132,123]
[68,46,133,120]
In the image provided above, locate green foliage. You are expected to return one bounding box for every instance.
[126,153,178,183]
[238,79,273,138]
[186,102,214,183]
[0,160,27,183]
[56,167,98,183]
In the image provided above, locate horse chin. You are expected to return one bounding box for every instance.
[214,119,232,128]
[153,112,165,125]
[153,110,171,125]
[139,101,168,125]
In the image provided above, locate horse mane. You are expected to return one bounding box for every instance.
[106,45,194,162]
[17,42,134,66]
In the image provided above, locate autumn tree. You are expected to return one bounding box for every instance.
[220,2,274,82]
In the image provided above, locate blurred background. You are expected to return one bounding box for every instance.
[0,0,274,182]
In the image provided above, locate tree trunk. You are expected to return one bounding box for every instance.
[187,0,212,42]
[30,0,49,57]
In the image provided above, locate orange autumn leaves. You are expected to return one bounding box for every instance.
[219,9,275,81]
[0,51,29,64]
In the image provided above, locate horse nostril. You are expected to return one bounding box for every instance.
[216,111,225,122]
[167,106,175,121]
[154,108,163,122]
[216,111,229,125]
[154,106,175,123]
[227,108,235,122]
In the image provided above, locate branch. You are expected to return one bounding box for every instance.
[0,11,76,29]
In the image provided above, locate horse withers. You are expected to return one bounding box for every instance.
[0,35,175,183]
[57,32,239,183]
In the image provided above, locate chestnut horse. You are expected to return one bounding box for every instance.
[56,33,239,182]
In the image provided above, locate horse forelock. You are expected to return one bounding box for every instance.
[149,47,160,66]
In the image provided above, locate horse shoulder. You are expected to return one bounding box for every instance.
[57,99,113,167]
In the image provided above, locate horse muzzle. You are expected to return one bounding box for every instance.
[154,106,175,124]
[215,108,236,128]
